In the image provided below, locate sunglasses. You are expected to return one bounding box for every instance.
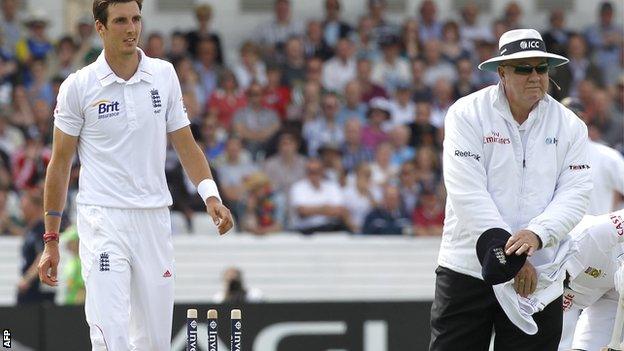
[504,63,549,75]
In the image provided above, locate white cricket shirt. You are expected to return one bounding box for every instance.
[54,49,190,208]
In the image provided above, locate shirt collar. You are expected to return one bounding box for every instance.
[94,48,154,86]
[493,82,549,127]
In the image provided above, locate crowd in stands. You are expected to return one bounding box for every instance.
[0,0,622,239]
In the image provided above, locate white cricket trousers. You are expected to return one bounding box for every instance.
[77,204,175,351]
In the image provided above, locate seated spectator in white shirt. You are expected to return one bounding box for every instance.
[337,80,368,126]
[371,34,411,94]
[233,41,267,90]
[370,141,398,186]
[289,158,347,234]
[422,40,457,87]
[389,124,415,167]
[342,162,381,233]
[388,81,416,127]
[429,78,455,128]
[303,92,345,156]
[321,37,356,92]
[318,142,344,184]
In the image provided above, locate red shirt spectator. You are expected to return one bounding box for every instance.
[206,70,247,129]
[262,67,291,120]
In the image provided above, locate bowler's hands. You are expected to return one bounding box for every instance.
[206,197,234,235]
[514,261,537,298]
[38,242,60,286]
[505,229,541,256]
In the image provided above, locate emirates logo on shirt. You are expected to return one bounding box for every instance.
[483,131,511,145]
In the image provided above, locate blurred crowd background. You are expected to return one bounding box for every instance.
[0,0,623,304]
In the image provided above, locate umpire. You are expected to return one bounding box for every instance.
[429,29,592,350]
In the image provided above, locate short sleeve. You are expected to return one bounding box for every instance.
[165,63,191,133]
[54,74,84,136]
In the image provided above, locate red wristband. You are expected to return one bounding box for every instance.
[43,232,59,243]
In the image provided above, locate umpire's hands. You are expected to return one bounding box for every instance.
[514,261,537,298]
[206,197,234,235]
[38,242,60,286]
[505,229,541,256]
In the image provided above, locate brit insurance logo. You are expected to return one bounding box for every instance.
[92,99,121,119]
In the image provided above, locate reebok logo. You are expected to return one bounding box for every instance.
[454,149,481,161]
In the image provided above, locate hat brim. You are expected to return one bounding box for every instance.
[478,51,569,72]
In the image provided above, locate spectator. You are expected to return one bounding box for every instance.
[213,267,263,304]
[290,158,347,234]
[167,31,188,64]
[233,82,280,159]
[233,40,268,90]
[410,58,433,102]
[430,78,455,128]
[370,141,397,186]
[0,109,24,157]
[186,4,223,64]
[303,19,333,60]
[241,171,286,235]
[458,2,492,51]
[322,0,352,48]
[397,160,420,214]
[143,32,166,60]
[305,56,324,87]
[388,81,416,127]
[49,36,79,79]
[414,145,441,190]
[302,92,344,156]
[350,15,380,61]
[541,9,572,57]
[287,80,322,123]
[440,20,471,64]
[551,34,604,100]
[73,14,101,66]
[15,9,53,65]
[588,89,623,148]
[262,131,307,197]
[253,0,305,62]
[583,1,623,53]
[60,226,85,305]
[199,112,227,161]
[342,162,381,233]
[31,98,53,145]
[408,102,438,148]
[214,137,256,222]
[372,34,411,93]
[367,0,398,41]
[362,183,411,235]
[337,80,367,125]
[0,186,22,236]
[261,65,291,120]
[412,186,444,236]
[193,37,221,105]
[207,69,247,130]
[473,39,499,88]
[0,47,17,106]
[321,37,356,92]
[418,0,442,42]
[502,2,524,30]
[389,124,415,167]
[281,36,307,88]
[11,128,50,191]
[17,188,54,304]
[340,117,373,173]
[356,56,387,102]
[318,142,345,184]
[422,40,457,87]
[400,18,420,60]
[0,0,23,56]
[361,97,390,150]
[454,58,478,99]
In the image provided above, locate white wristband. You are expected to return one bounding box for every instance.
[197,179,221,203]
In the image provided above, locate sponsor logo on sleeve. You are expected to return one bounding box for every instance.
[562,292,574,312]
[483,131,511,145]
[610,213,624,236]
[454,149,481,161]
[583,266,606,278]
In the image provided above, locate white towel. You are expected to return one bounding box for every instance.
[492,237,579,335]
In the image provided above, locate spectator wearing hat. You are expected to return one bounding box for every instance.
[361,97,390,150]
[186,4,223,64]
[289,158,347,234]
[302,92,344,156]
[361,183,411,235]
[341,117,374,174]
[241,171,286,235]
[322,0,352,49]
[430,29,591,350]
[321,37,356,92]
[412,186,444,237]
[418,0,442,42]
[356,56,387,103]
[371,34,411,94]
[15,9,53,65]
[337,80,367,125]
